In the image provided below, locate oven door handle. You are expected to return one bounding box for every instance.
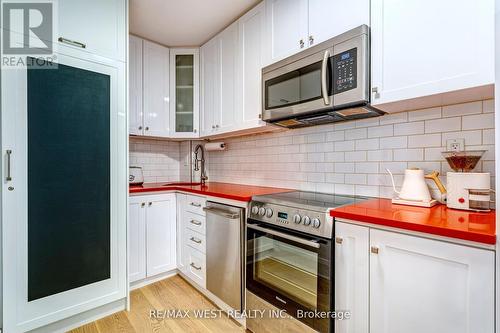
[247,224,320,249]
[321,49,331,105]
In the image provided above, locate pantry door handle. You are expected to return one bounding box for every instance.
[6,150,12,181]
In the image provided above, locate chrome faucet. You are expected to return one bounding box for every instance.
[193,144,208,185]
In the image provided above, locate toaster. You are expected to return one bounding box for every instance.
[129,166,144,185]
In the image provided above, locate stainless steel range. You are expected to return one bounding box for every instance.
[246,191,369,333]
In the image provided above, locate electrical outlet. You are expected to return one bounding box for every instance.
[446,138,465,151]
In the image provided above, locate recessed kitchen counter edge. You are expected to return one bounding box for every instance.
[129,182,294,202]
[330,198,496,245]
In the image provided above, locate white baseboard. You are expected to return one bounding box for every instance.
[30,298,127,333]
[130,269,178,290]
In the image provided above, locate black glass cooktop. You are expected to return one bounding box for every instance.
[252,191,371,212]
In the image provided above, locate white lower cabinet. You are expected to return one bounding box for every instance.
[335,222,369,333]
[129,194,176,283]
[335,221,495,333]
[177,194,207,288]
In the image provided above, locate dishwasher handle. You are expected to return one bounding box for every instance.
[203,206,240,219]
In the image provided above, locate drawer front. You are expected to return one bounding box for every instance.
[185,246,206,288]
[184,211,206,235]
[185,228,206,254]
[184,195,206,215]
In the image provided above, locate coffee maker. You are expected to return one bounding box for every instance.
[442,150,492,212]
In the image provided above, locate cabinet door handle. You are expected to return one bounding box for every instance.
[190,263,202,270]
[309,35,314,45]
[193,129,197,133]
[148,202,152,206]
[371,87,379,93]
[145,127,149,131]
[190,202,202,207]
[141,202,145,207]
[138,126,143,130]
[6,150,12,181]
[58,37,86,49]
[190,219,202,226]
[190,237,202,244]
[212,125,215,129]
[335,237,343,244]
[371,246,379,254]
[299,39,305,49]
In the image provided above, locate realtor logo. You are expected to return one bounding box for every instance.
[2,1,57,68]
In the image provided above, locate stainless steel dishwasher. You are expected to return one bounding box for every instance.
[203,201,244,311]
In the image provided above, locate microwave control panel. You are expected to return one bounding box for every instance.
[333,47,357,94]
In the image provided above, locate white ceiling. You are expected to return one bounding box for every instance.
[129,0,260,47]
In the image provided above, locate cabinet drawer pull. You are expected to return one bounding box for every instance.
[58,37,86,49]
[371,246,379,254]
[190,219,202,226]
[190,237,202,244]
[190,202,202,207]
[190,263,202,270]
[335,237,343,244]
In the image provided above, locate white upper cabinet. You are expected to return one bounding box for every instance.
[265,0,369,64]
[129,36,144,136]
[217,23,239,133]
[265,0,308,64]
[169,48,200,138]
[370,229,494,333]
[237,2,269,129]
[200,38,219,137]
[143,41,170,137]
[308,0,369,46]
[58,0,126,61]
[371,0,495,110]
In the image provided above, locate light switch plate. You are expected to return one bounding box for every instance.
[446,138,465,151]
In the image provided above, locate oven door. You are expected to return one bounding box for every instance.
[246,221,332,333]
[262,47,334,122]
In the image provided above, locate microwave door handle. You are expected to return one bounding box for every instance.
[247,224,320,249]
[321,50,331,105]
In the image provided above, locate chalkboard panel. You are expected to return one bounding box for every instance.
[27,59,111,301]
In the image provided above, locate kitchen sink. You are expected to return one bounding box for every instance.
[161,182,202,187]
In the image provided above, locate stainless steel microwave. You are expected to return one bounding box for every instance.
[262,25,384,128]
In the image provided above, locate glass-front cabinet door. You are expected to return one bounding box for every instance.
[169,48,200,138]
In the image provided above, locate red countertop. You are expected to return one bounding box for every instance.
[330,198,496,245]
[129,182,293,202]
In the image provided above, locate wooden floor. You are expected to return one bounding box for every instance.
[69,275,246,333]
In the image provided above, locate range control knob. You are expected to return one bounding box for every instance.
[311,218,321,229]
[258,207,266,216]
[266,208,274,218]
[293,214,302,224]
[301,216,311,226]
[251,206,259,215]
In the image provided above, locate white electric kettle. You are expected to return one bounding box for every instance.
[387,168,445,207]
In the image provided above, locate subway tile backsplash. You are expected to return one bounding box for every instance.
[206,100,495,200]
[129,137,181,183]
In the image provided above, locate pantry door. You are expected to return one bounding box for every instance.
[1,54,127,332]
